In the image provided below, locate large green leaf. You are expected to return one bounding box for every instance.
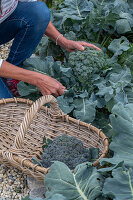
[108,103,133,167]
[52,0,93,31]
[22,196,43,200]
[128,0,133,9]
[113,0,130,13]
[44,161,104,200]
[22,194,66,200]
[73,98,97,123]
[57,95,75,114]
[115,19,131,34]
[46,194,67,200]
[103,166,133,200]
[108,36,130,58]
[17,82,38,96]
[87,1,120,33]
[23,57,55,77]
[119,12,133,27]
[108,66,131,90]
[124,85,133,103]
[95,66,131,109]
[35,37,61,60]
[119,44,133,73]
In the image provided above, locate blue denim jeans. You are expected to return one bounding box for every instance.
[0,1,50,99]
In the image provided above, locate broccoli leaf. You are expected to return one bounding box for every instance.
[109,103,133,167]
[23,56,55,77]
[57,95,75,114]
[103,166,133,200]
[22,196,43,200]
[119,43,133,73]
[115,19,131,34]
[100,103,133,168]
[44,161,104,200]
[108,36,130,58]
[45,194,67,200]
[73,98,97,123]
[128,0,133,9]
[17,82,38,96]
[53,0,94,28]
[22,194,66,200]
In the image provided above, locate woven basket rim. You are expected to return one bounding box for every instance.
[0,96,109,179]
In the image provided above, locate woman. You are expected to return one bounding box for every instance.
[0,0,100,99]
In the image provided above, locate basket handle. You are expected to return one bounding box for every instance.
[12,95,63,152]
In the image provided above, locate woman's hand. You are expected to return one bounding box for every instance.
[36,74,66,97]
[58,37,101,52]
[0,61,66,98]
[45,22,101,52]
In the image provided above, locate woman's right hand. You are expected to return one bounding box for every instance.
[36,74,66,97]
[0,61,65,97]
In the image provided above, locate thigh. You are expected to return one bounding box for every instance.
[0,1,50,67]
[0,1,50,45]
[0,4,22,45]
[0,78,13,99]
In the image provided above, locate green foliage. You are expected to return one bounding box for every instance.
[73,97,97,122]
[45,194,67,200]
[36,134,99,169]
[119,43,133,73]
[22,194,66,200]
[45,0,52,8]
[42,136,53,149]
[52,0,133,43]
[99,102,133,170]
[52,0,94,30]
[22,1,133,199]
[103,166,133,200]
[95,65,131,110]
[128,0,133,9]
[44,161,104,200]
[22,196,43,200]
[109,103,133,167]
[108,36,130,59]
[35,36,62,60]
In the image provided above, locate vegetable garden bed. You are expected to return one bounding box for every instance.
[4,0,133,199]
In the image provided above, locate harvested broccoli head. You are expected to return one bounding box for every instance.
[41,134,99,169]
[68,47,109,87]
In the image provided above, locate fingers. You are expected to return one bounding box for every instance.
[66,49,74,52]
[79,42,102,51]
[56,80,66,90]
[39,84,65,97]
[74,43,84,51]
[50,88,65,98]
[66,41,102,52]
[57,88,65,96]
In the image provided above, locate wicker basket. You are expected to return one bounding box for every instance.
[0,95,109,180]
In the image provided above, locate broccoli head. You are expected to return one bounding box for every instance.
[41,134,95,169]
[68,47,109,87]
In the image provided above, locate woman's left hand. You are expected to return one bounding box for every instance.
[58,38,101,52]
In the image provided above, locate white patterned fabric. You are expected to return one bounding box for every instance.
[0,59,3,68]
[0,0,36,24]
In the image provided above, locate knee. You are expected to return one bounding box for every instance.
[30,2,51,28]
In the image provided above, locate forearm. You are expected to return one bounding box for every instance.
[45,21,67,46]
[0,60,65,97]
[0,61,40,86]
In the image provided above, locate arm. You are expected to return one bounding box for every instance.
[45,22,101,52]
[0,61,65,97]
